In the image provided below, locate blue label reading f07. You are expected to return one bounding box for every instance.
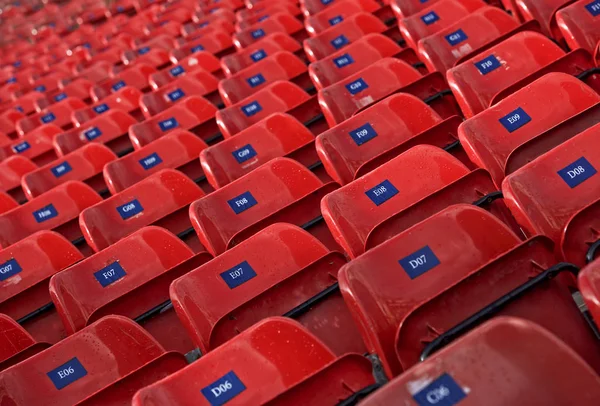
[201,371,247,406]
[557,157,597,189]
[93,261,127,287]
[399,245,441,279]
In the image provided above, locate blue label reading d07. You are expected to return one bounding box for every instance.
[331,35,349,50]
[93,261,127,287]
[557,157,597,189]
[349,123,377,146]
[51,161,73,178]
[241,101,262,117]
[84,127,102,141]
[33,204,58,223]
[345,78,368,95]
[116,199,144,220]
[250,49,267,62]
[0,258,22,282]
[159,117,179,132]
[333,53,354,68]
[227,191,258,214]
[413,373,466,406]
[220,261,257,289]
[232,144,257,164]
[399,245,441,279]
[474,55,501,75]
[421,11,439,25]
[139,152,163,170]
[498,107,531,133]
[41,112,56,123]
[365,180,399,206]
[47,357,88,390]
[246,74,266,88]
[445,29,467,46]
[201,371,247,406]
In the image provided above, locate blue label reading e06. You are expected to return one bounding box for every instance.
[557,157,597,189]
[47,357,88,390]
[94,261,127,287]
[200,371,247,406]
[399,245,441,279]
[117,199,144,220]
[412,373,466,406]
[227,191,258,214]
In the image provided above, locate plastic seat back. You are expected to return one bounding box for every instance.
[16,97,85,136]
[580,258,600,325]
[516,0,572,37]
[0,155,37,202]
[0,314,50,371]
[304,0,382,35]
[72,86,143,126]
[339,205,520,376]
[148,51,221,89]
[91,64,156,102]
[0,124,59,167]
[172,28,234,60]
[391,0,444,18]
[556,0,600,54]
[233,12,305,49]
[0,108,24,138]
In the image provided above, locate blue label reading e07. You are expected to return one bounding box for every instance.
[345,78,368,95]
[333,53,354,68]
[220,261,257,289]
[421,11,439,25]
[47,357,88,390]
[557,157,597,189]
[246,74,266,88]
[499,107,531,133]
[445,29,467,46]
[251,29,265,39]
[585,0,600,16]
[227,191,258,214]
[33,204,58,223]
[93,261,127,287]
[139,152,163,170]
[349,123,377,146]
[232,144,257,163]
[331,35,349,50]
[250,49,267,62]
[0,258,22,282]
[93,104,109,114]
[51,162,72,178]
[159,117,179,132]
[399,245,441,279]
[241,101,262,117]
[117,199,144,220]
[200,371,247,406]
[366,180,399,206]
[412,373,466,406]
[474,55,501,75]
[41,112,56,123]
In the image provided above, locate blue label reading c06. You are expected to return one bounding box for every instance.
[365,179,399,206]
[51,162,73,178]
[167,89,186,102]
[139,152,163,170]
[241,101,262,117]
[474,55,501,75]
[498,107,531,133]
[333,53,354,68]
[421,11,439,25]
[33,204,58,223]
[93,261,127,287]
[220,260,257,289]
[93,104,109,114]
[349,122,377,146]
[158,117,179,132]
[445,29,468,46]
[0,258,22,282]
[47,357,88,390]
[232,144,257,164]
[117,199,144,220]
[227,191,258,214]
[250,49,267,62]
[412,373,467,406]
[246,73,266,88]
[345,78,368,95]
[200,370,247,406]
[331,35,349,50]
[557,156,597,189]
[399,245,441,279]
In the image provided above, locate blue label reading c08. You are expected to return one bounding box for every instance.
[399,245,441,279]
[557,156,597,189]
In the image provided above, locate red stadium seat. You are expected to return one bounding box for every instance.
[0,108,25,139]
[0,314,50,371]
[15,97,85,136]
[458,73,600,187]
[35,78,94,111]
[171,223,365,355]
[171,28,234,60]
[148,54,221,89]
[304,0,383,35]
[0,124,60,167]
[0,181,101,251]
[233,12,306,49]
[0,316,174,406]
[91,63,156,102]
[339,205,521,377]
[54,110,138,157]
[556,0,600,54]
[0,156,37,203]
[390,0,444,18]
[580,259,600,324]
[132,318,337,406]
[515,0,572,37]
[0,231,83,344]
[80,169,205,252]
[129,95,220,147]
[190,158,339,255]
[201,113,318,188]
[220,33,303,76]
[398,0,486,50]
[0,192,17,214]
[237,2,301,24]
[360,318,600,405]
[21,144,116,199]
[72,86,143,126]
[301,0,368,16]
[12,91,46,115]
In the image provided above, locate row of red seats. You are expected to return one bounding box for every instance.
[1,0,600,404]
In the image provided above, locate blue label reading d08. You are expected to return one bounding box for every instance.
[54,93,67,102]
[250,49,267,62]
[232,144,257,163]
[51,161,73,178]
[474,55,501,75]
[47,357,88,390]
[84,127,102,141]
[329,15,343,25]
[159,117,179,132]
[167,88,186,102]
[41,112,56,123]
[201,371,247,406]
[585,0,600,16]
[139,152,163,170]
[331,35,349,50]
[93,261,127,287]
[399,245,441,279]
[345,78,368,95]
[12,141,30,154]
[251,29,265,39]
[349,123,377,146]
[112,81,126,92]
[0,258,22,282]
[220,261,257,289]
[413,373,466,406]
[365,180,399,206]
[241,101,262,117]
[246,73,266,88]
[227,191,257,214]
[499,107,531,133]
[333,53,354,68]
[170,65,185,77]
[116,199,144,220]
[557,157,597,189]
[33,204,58,223]
[421,11,439,25]
[93,103,109,114]
[445,29,467,46]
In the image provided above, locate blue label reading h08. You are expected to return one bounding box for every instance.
[246,74,266,88]
[201,371,247,405]
[499,107,531,133]
[412,373,466,406]
[333,53,354,68]
[557,157,597,188]
[232,144,257,163]
[345,78,368,95]
[33,204,58,223]
[117,199,144,220]
[47,357,88,390]
[445,29,467,46]
[0,258,22,282]
[51,161,73,178]
[365,180,399,206]
[139,152,163,170]
[474,55,501,75]
[159,117,179,132]
[93,261,127,287]
[349,123,377,146]
[220,261,257,289]
[421,11,439,25]
[331,35,349,50]
[241,101,262,117]
[399,246,441,279]
[227,191,258,214]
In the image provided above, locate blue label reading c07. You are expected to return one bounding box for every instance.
[116,199,144,220]
[498,107,531,133]
[349,122,377,146]
[241,101,262,117]
[399,245,441,279]
[246,73,266,88]
[421,11,439,25]
[93,261,127,287]
[47,357,88,390]
[227,191,258,214]
[220,260,257,289]
[33,204,59,223]
[474,55,501,75]
[0,258,22,282]
[557,157,597,189]
[51,162,73,178]
[333,53,354,68]
[365,179,399,206]
[139,152,163,170]
[345,78,368,95]
[200,370,247,406]
[412,373,467,406]
[232,144,257,164]
[445,29,468,46]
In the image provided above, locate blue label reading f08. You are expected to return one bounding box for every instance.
[159,117,179,132]
[365,180,399,206]
[474,55,501,75]
[445,29,467,46]
[499,107,531,133]
[246,74,266,88]
[0,258,22,282]
[250,49,267,62]
[116,199,144,220]
[421,11,439,25]
[220,261,257,289]
[333,54,354,68]
[33,204,58,223]
[47,357,88,390]
[94,261,127,287]
[51,161,73,178]
[232,144,257,164]
[399,245,441,279]
[557,157,597,189]
[241,101,262,117]
[201,371,247,406]
[227,191,258,214]
[412,373,466,406]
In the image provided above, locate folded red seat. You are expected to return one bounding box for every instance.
[15,97,85,136]
[91,63,156,102]
[132,318,338,406]
[301,0,368,16]
[148,52,221,89]
[0,316,186,406]
[73,61,114,84]
[129,95,220,147]
[190,158,340,255]
[0,124,60,167]
[0,156,37,203]
[104,129,211,194]
[338,205,521,377]
[54,110,137,157]
[360,318,600,404]
[21,144,116,199]
[72,86,143,126]
[121,47,171,72]
[0,231,83,344]
[556,0,600,54]
[458,73,600,187]
[233,12,307,49]
[0,314,51,372]
[184,13,236,37]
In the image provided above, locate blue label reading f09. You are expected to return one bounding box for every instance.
[116,199,144,220]
[349,123,377,146]
[474,55,501,75]
[421,11,439,25]
[445,29,467,46]
[557,157,597,189]
[399,245,441,279]
[201,371,247,406]
[227,191,258,214]
[412,373,466,406]
[47,357,88,390]
[499,107,531,133]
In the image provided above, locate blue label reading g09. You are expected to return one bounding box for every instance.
[227,191,258,214]
[557,157,597,189]
[201,371,247,406]
[220,261,257,289]
[413,373,466,406]
[116,199,144,220]
[93,261,127,287]
[445,29,467,46]
[399,245,441,279]
[47,357,88,390]
[365,180,399,206]
[139,152,163,170]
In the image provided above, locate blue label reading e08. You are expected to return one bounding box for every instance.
[365,180,399,206]
[51,162,72,178]
[232,144,257,163]
[421,11,439,25]
[93,261,127,287]
[399,245,441,279]
[241,101,262,117]
[201,371,247,406]
[116,199,144,220]
[227,191,258,214]
[158,117,179,132]
[445,29,467,46]
[246,74,266,88]
[345,78,368,95]
[220,261,257,289]
[557,157,597,189]
[0,258,22,282]
[139,152,163,170]
[333,53,354,68]
[349,123,377,146]
[412,373,466,406]
[474,55,501,75]
[47,357,88,390]
[33,204,58,223]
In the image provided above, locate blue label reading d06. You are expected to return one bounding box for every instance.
[474,55,501,75]
[331,35,349,50]
[93,104,109,114]
[93,261,127,287]
[112,80,126,92]
[12,141,30,154]
[557,157,597,189]
[333,53,354,68]
[246,74,266,88]
[47,357,88,390]
[241,101,262,117]
[445,29,467,46]
[250,49,267,62]
[33,204,58,223]
[421,11,439,25]
[365,180,399,206]
[139,152,163,170]
[41,112,56,123]
[498,107,531,133]
[349,123,377,146]
[220,261,257,289]
[232,144,257,163]
[227,191,258,214]
[51,161,73,178]
[167,89,185,102]
[251,29,265,39]
[84,127,102,141]
[399,245,441,279]
[345,78,368,95]
[201,371,247,406]
[159,117,179,132]
[116,199,144,220]
[413,373,466,406]
[0,258,22,282]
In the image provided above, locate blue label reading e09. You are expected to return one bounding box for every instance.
[47,357,88,390]
[412,373,466,406]
[399,245,441,279]
[200,371,247,406]
[557,157,597,189]
[116,199,144,220]
[365,180,399,206]
[227,191,258,214]
[498,107,531,133]
[220,261,257,289]
[93,261,127,287]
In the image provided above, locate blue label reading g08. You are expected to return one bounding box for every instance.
[93,261,127,287]
[333,53,354,68]
[498,107,531,133]
[0,258,22,282]
[557,157,597,189]
[413,373,466,406]
[47,357,88,390]
[201,371,247,406]
[220,261,257,289]
[227,191,258,214]
[365,180,399,206]
[116,199,144,220]
[399,245,441,279]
